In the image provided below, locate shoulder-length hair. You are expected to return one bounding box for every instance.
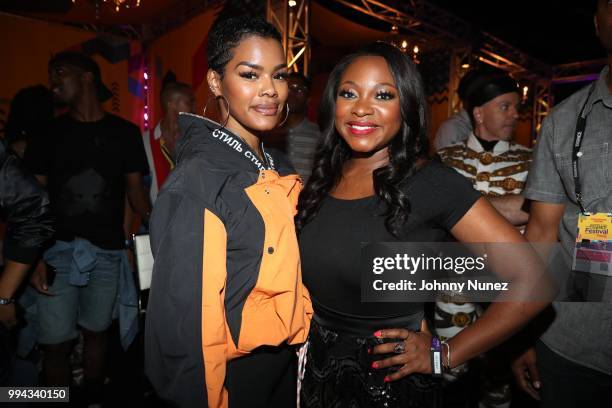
[296,42,429,237]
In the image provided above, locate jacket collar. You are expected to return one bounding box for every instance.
[176,113,275,172]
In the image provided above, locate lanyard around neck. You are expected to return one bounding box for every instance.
[572,83,597,214]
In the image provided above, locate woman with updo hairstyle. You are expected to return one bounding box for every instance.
[296,42,550,407]
[145,16,312,408]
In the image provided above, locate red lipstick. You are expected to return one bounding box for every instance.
[346,121,379,135]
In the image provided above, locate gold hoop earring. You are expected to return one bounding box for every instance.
[202,96,214,117]
[202,95,230,127]
[277,103,290,127]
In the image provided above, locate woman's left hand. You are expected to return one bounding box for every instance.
[370,328,433,382]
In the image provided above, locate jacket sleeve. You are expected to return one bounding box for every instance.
[0,153,54,264]
[145,186,230,408]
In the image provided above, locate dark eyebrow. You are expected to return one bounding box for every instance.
[379,82,397,89]
[235,62,288,71]
[235,62,263,70]
[340,80,357,87]
[340,80,397,89]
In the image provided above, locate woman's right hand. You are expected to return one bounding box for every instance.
[30,261,53,296]
[511,347,540,400]
[370,328,434,382]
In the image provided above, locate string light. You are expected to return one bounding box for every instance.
[71,0,142,15]
[143,65,150,130]
[386,25,419,63]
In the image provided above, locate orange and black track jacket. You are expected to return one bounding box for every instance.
[145,113,313,408]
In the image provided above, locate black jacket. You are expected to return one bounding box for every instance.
[145,114,311,407]
[0,142,54,264]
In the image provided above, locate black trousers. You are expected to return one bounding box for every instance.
[225,344,297,408]
[537,340,612,408]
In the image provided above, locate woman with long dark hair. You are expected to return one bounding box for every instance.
[145,16,312,408]
[297,42,549,407]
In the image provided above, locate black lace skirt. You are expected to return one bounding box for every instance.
[301,320,442,408]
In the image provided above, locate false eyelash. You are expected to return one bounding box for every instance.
[376,91,395,100]
[338,89,356,98]
[274,72,289,80]
[239,71,258,79]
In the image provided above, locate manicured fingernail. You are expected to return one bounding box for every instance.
[384,376,390,382]
[371,362,378,369]
[373,330,382,338]
[533,381,541,389]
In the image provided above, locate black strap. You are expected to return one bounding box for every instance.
[572,83,597,214]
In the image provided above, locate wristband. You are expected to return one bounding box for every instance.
[430,336,442,377]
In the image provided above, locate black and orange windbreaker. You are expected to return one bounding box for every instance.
[145,113,312,407]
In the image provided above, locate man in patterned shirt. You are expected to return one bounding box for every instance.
[438,70,531,227]
[435,71,531,408]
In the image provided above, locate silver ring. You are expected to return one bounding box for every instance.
[393,341,406,354]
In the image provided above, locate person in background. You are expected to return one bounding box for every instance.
[433,69,485,150]
[142,72,195,204]
[0,138,54,384]
[24,51,151,405]
[284,72,320,183]
[438,70,530,227]
[512,1,612,406]
[4,85,54,159]
[436,70,531,408]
